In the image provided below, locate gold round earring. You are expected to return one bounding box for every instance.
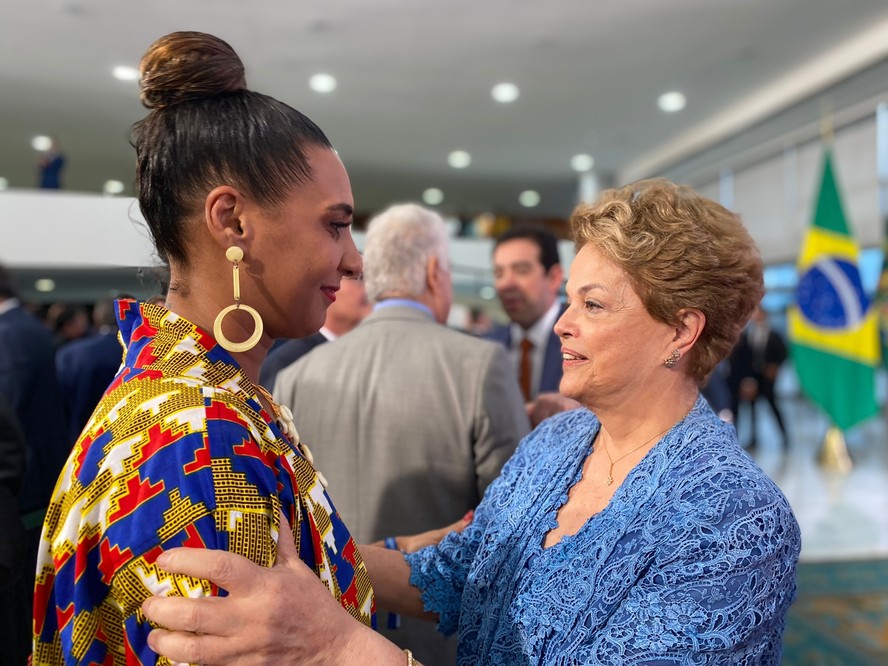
[213,246,264,353]
[663,349,681,368]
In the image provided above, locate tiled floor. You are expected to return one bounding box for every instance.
[734,393,888,562]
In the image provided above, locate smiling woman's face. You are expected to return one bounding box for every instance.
[554,243,676,410]
[244,146,362,339]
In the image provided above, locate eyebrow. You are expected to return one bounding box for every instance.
[567,283,606,296]
[327,203,354,217]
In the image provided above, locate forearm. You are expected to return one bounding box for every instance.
[360,544,434,620]
[339,617,415,665]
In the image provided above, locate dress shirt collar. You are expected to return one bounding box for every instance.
[373,298,434,319]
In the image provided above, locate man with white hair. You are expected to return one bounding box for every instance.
[274,203,529,665]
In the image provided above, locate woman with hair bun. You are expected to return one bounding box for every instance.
[32,31,377,664]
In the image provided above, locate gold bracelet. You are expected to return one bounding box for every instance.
[403,648,415,666]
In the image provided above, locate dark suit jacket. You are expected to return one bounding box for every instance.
[0,394,25,587]
[0,307,72,513]
[486,306,565,396]
[729,326,788,395]
[55,331,124,445]
[258,332,328,389]
[0,306,68,514]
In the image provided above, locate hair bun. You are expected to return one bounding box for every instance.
[139,31,247,109]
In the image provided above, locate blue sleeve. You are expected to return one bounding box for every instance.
[405,417,554,636]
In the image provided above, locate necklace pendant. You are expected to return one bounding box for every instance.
[606,474,613,486]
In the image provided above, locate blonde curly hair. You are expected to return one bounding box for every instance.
[570,178,764,383]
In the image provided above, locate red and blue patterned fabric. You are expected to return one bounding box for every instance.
[33,300,374,665]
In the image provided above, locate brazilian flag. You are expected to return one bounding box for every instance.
[788,149,880,431]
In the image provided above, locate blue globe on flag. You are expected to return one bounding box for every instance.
[796,257,869,329]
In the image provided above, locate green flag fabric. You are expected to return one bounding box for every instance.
[787,149,880,431]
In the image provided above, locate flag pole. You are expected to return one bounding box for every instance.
[818,425,852,473]
[820,97,834,146]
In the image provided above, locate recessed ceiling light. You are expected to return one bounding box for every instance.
[0,177,8,191]
[103,180,125,195]
[423,188,444,205]
[491,83,520,104]
[658,91,687,112]
[570,154,595,172]
[309,73,337,93]
[113,66,140,81]
[519,190,540,208]
[32,135,52,151]
[35,278,56,293]
[448,150,472,169]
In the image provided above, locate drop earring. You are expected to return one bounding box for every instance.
[213,246,264,353]
[663,349,681,368]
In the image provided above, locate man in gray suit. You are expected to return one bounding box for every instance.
[274,203,529,665]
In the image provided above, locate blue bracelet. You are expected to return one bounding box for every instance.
[383,536,401,630]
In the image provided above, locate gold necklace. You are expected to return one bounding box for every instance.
[255,383,328,489]
[601,423,674,486]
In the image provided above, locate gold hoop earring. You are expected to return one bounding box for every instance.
[663,349,681,369]
[213,246,264,353]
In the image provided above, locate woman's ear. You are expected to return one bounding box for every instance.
[672,308,705,355]
[205,185,251,250]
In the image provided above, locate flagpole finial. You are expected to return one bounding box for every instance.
[820,97,835,146]
[818,425,852,473]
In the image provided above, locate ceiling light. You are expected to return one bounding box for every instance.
[519,190,540,208]
[35,279,56,293]
[491,83,520,103]
[448,150,472,169]
[103,180,125,195]
[32,135,52,151]
[423,188,444,205]
[309,73,337,93]
[0,177,8,191]
[113,66,140,81]
[658,91,686,112]
[570,154,595,172]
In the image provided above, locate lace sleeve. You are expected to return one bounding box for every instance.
[405,422,542,636]
[582,482,800,664]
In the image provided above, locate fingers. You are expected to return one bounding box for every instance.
[155,548,258,595]
[147,627,233,666]
[142,595,234,636]
[445,510,474,535]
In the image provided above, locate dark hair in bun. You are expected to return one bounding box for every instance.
[138,31,247,109]
[132,31,332,268]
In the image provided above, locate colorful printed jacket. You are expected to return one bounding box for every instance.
[33,300,374,665]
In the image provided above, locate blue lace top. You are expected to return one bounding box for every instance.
[406,396,800,665]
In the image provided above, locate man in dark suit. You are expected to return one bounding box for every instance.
[0,266,67,517]
[0,265,67,664]
[55,298,125,445]
[258,274,371,388]
[729,306,789,449]
[0,394,27,666]
[488,224,578,425]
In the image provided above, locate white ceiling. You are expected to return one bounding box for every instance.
[2,0,888,218]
